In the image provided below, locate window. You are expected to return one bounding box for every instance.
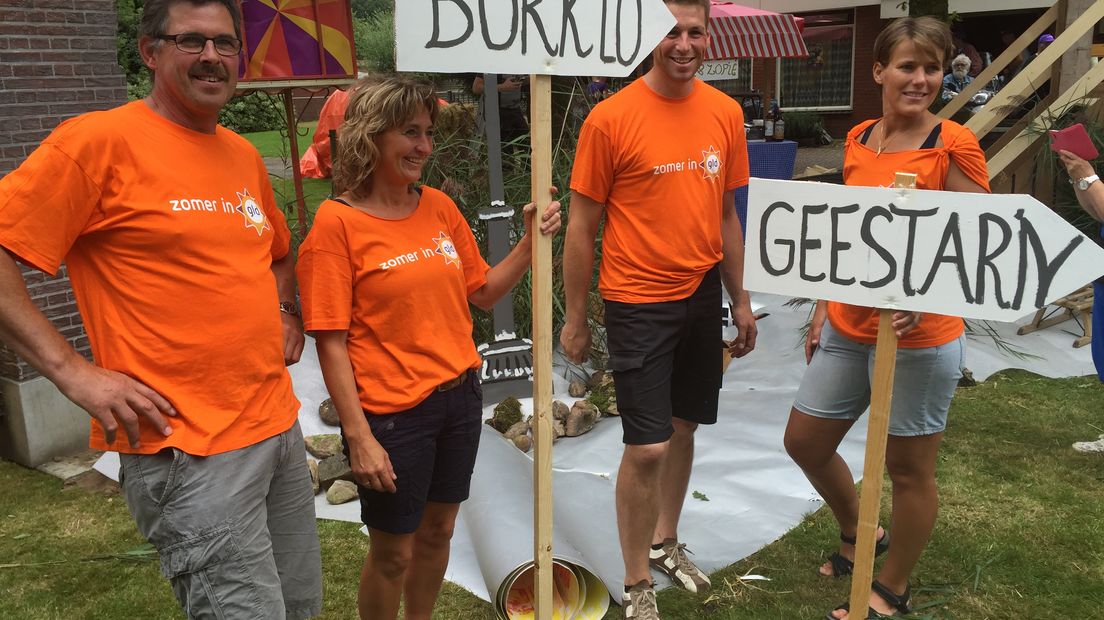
[778,11,854,111]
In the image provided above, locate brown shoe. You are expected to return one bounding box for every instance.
[622,580,660,619]
[648,538,711,594]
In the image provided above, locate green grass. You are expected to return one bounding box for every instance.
[2,370,1101,619]
[244,121,317,159]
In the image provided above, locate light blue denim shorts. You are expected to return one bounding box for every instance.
[793,322,965,437]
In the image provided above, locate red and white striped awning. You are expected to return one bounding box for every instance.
[707,1,809,59]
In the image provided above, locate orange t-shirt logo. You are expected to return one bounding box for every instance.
[700,146,722,181]
[235,188,271,236]
[433,231,462,269]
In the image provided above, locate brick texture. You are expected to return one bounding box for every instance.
[0,0,126,381]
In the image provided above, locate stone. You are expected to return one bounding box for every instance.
[326,480,359,505]
[304,434,342,460]
[317,454,353,490]
[307,458,320,495]
[568,380,588,397]
[586,369,607,390]
[606,401,619,416]
[958,367,977,388]
[513,434,532,452]
[552,400,570,421]
[504,420,529,440]
[488,396,523,433]
[552,419,566,440]
[318,398,340,426]
[566,401,600,437]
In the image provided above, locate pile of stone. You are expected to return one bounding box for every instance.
[302,432,358,506]
[487,370,618,453]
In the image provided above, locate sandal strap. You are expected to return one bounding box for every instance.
[839,530,890,553]
[839,531,857,545]
[828,551,854,577]
[871,580,911,614]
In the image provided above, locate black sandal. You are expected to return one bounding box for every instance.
[824,529,890,578]
[825,579,911,619]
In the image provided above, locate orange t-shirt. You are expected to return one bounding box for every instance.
[570,78,749,303]
[828,118,991,348]
[0,101,299,455]
[297,188,490,413]
[301,88,349,178]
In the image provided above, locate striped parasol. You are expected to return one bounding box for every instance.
[707,1,809,59]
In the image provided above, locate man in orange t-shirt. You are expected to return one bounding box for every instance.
[0,1,321,617]
[560,1,758,615]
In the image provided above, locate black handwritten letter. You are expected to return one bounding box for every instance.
[599,0,616,62]
[974,212,1012,308]
[829,204,860,286]
[1014,209,1085,309]
[889,203,939,296]
[859,206,896,288]
[427,0,474,49]
[558,0,593,57]
[479,0,519,50]
[800,204,828,282]
[760,202,795,276]
[916,212,974,303]
[615,0,643,67]
[521,0,558,55]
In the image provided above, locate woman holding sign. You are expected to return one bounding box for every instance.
[296,77,560,620]
[779,17,990,619]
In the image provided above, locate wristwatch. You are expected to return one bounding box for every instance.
[1078,174,1100,191]
[278,300,300,317]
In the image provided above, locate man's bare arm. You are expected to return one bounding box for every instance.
[271,251,304,365]
[720,189,757,358]
[0,248,175,447]
[559,191,604,363]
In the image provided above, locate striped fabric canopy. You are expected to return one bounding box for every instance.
[707,1,809,59]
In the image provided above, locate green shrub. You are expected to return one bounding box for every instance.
[780,111,825,141]
[218,92,285,134]
[355,10,395,73]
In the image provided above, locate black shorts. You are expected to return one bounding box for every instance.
[603,266,722,445]
[342,370,483,535]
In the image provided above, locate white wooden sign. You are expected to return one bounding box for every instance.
[395,0,676,76]
[745,179,1104,322]
[697,59,741,81]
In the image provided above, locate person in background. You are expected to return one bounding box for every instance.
[942,54,974,93]
[998,30,1032,80]
[297,76,560,620]
[471,74,529,148]
[781,17,989,619]
[1056,148,1104,451]
[951,28,983,77]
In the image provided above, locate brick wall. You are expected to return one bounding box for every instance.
[0,0,127,381]
[750,5,889,140]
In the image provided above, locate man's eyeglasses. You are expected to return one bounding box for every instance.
[156,33,242,57]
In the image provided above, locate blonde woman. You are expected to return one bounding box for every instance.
[297,76,560,620]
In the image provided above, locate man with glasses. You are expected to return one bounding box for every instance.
[0,1,321,617]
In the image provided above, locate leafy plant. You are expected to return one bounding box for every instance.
[354,9,395,72]
[780,111,825,141]
[218,92,285,134]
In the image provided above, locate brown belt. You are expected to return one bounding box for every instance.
[436,371,469,392]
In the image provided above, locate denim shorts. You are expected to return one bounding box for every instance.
[793,322,965,436]
[119,421,322,619]
[344,370,484,534]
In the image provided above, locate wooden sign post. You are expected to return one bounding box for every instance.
[396,3,676,617]
[846,172,913,615]
[744,175,1104,615]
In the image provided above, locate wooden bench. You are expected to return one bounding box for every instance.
[1017,285,1094,348]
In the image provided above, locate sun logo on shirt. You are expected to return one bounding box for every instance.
[234,188,270,236]
[699,146,723,182]
[433,232,462,269]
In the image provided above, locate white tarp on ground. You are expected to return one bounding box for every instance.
[94,292,1096,602]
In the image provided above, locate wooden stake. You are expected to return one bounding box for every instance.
[529,73,554,620]
[281,90,308,240]
[847,172,914,616]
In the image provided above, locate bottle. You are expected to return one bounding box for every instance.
[764,107,775,140]
[774,115,785,141]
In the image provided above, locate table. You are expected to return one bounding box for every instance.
[735,139,798,236]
